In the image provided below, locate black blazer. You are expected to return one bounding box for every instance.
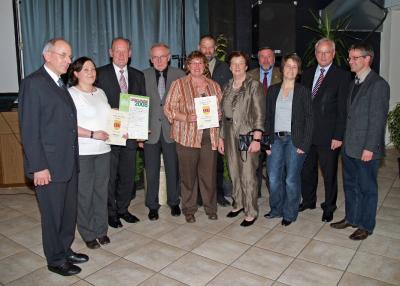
[265,83,313,152]
[212,58,232,90]
[18,66,79,181]
[96,63,146,148]
[301,64,350,146]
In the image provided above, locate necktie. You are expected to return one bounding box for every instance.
[119,69,128,93]
[262,71,269,95]
[312,68,325,98]
[158,71,166,99]
[57,78,65,89]
[355,76,360,85]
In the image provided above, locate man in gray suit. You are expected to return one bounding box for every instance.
[331,43,390,240]
[143,43,185,220]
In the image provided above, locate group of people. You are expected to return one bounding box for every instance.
[18,35,389,277]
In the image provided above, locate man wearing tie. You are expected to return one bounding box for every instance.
[97,37,146,228]
[19,38,88,276]
[331,43,390,240]
[299,38,351,223]
[248,47,282,195]
[143,43,185,220]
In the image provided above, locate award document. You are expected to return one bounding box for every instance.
[194,95,219,130]
[119,93,149,140]
[106,110,128,146]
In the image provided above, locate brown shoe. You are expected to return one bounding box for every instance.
[185,214,196,223]
[330,218,356,229]
[208,214,218,220]
[349,228,369,240]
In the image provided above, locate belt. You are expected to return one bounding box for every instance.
[275,131,291,137]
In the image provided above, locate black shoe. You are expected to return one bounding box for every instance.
[148,209,159,221]
[217,196,230,207]
[48,262,81,276]
[240,217,256,227]
[281,219,292,226]
[118,212,140,223]
[322,212,333,222]
[226,208,244,218]
[298,203,316,212]
[98,235,110,245]
[67,252,89,264]
[85,240,100,249]
[264,212,282,219]
[170,205,181,216]
[108,216,123,228]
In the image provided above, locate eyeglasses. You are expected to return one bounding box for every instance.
[347,55,366,62]
[189,61,205,66]
[151,55,169,61]
[50,51,74,61]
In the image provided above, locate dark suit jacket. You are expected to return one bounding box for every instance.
[265,83,313,152]
[247,66,282,86]
[301,64,350,146]
[344,70,390,160]
[143,66,186,144]
[212,58,232,89]
[18,66,79,181]
[96,63,146,148]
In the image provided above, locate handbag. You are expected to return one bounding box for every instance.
[238,132,271,161]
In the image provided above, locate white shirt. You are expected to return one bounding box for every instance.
[69,86,112,155]
[312,63,332,90]
[44,64,61,85]
[113,63,128,89]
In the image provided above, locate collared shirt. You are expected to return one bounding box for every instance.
[356,67,371,84]
[312,63,332,90]
[155,67,168,85]
[208,57,216,76]
[259,67,273,86]
[113,63,128,89]
[44,64,61,85]
[164,74,222,150]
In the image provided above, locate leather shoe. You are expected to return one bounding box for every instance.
[118,212,140,223]
[217,196,230,207]
[48,262,81,276]
[281,219,292,226]
[264,212,282,219]
[108,216,122,228]
[240,217,256,227]
[67,252,89,264]
[322,212,333,222]
[208,213,218,220]
[98,236,110,245]
[226,208,244,218]
[349,228,369,240]
[330,218,356,229]
[85,240,100,249]
[148,209,159,221]
[298,203,316,212]
[170,205,181,216]
[185,214,196,223]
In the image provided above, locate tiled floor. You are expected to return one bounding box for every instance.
[0,149,399,286]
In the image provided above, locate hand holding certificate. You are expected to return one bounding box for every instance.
[194,95,219,130]
[105,110,128,146]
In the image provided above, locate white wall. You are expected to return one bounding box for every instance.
[0,0,19,93]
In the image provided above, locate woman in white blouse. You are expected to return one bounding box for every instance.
[68,57,111,249]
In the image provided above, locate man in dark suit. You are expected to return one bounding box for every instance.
[198,35,232,206]
[300,38,351,222]
[19,38,88,276]
[97,37,146,228]
[247,47,282,197]
[331,43,390,240]
[143,43,185,220]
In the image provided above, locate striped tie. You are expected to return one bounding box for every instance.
[119,69,128,93]
[312,68,325,98]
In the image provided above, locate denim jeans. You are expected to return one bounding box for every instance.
[267,135,306,221]
[342,150,380,233]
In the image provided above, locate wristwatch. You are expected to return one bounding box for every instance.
[90,131,94,138]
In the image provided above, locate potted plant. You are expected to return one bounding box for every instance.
[388,103,400,176]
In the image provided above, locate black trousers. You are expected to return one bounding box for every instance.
[144,135,180,210]
[36,170,78,266]
[301,144,339,213]
[108,140,137,217]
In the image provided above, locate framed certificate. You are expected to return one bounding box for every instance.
[194,95,219,130]
[105,110,128,146]
[119,93,150,140]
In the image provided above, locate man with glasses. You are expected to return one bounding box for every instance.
[97,37,146,228]
[142,43,185,220]
[19,38,88,276]
[331,43,390,240]
[299,38,350,223]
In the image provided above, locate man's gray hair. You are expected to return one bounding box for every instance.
[111,37,132,49]
[42,38,67,55]
[149,42,170,56]
[315,38,335,51]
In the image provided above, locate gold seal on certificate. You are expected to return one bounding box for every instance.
[105,110,128,146]
[119,93,150,140]
[194,95,219,130]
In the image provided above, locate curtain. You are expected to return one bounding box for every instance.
[20,0,200,76]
